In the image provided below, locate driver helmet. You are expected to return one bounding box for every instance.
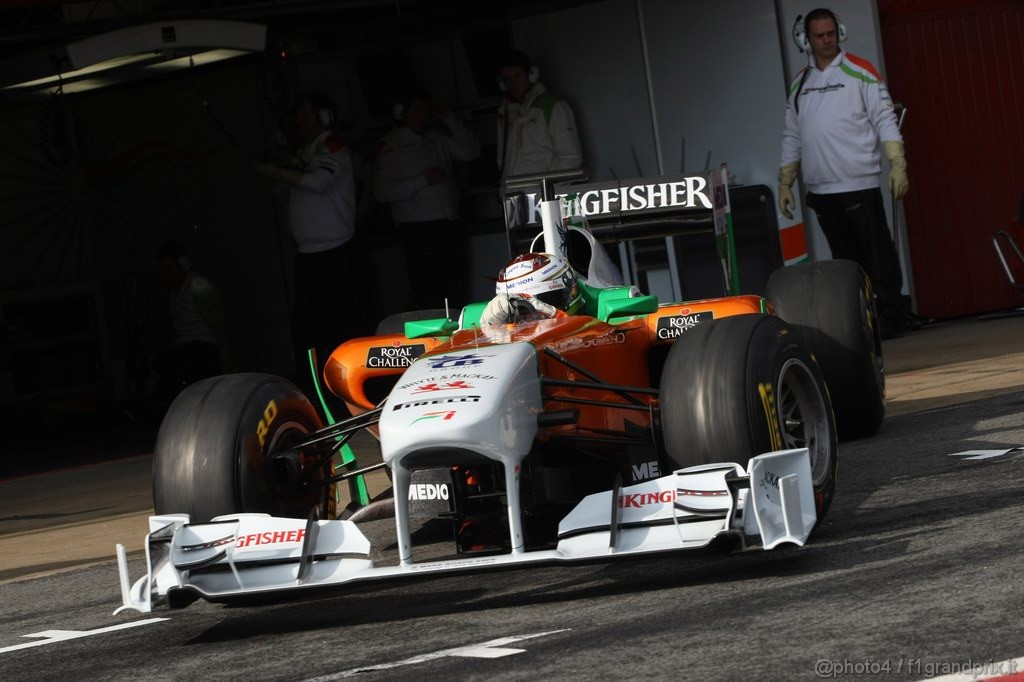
[496,252,584,315]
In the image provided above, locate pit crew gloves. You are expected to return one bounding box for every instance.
[777,162,800,220]
[884,140,909,200]
[254,162,305,187]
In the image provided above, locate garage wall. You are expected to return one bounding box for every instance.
[0,60,298,387]
[512,0,659,184]
[513,0,802,294]
[0,0,922,402]
[513,0,792,186]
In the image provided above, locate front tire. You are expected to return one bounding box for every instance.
[153,373,332,523]
[659,315,838,521]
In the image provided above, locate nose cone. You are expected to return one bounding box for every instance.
[379,344,542,467]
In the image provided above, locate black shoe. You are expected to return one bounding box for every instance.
[908,313,935,330]
[880,324,903,340]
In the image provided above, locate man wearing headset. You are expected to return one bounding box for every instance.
[777,8,912,339]
[373,87,479,310]
[255,91,370,369]
[496,50,583,180]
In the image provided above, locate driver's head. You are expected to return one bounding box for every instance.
[497,252,583,314]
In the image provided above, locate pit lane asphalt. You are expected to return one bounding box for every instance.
[1,315,1023,681]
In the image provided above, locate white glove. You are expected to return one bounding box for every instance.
[480,294,515,325]
[479,295,557,325]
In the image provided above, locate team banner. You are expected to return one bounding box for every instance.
[505,174,714,228]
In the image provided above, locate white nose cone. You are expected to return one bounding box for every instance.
[380,343,542,468]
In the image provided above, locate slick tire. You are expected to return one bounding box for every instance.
[153,373,331,523]
[659,314,838,521]
[765,259,885,440]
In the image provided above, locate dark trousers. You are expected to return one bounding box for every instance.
[154,340,221,402]
[292,244,372,365]
[806,188,909,327]
[398,219,467,312]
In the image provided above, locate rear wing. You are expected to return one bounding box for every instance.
[501,169,782,298]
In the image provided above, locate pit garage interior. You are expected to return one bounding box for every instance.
[0,0,1022,471]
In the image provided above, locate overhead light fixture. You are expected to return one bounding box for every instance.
[3,54,158,91]
[0,20,266,96]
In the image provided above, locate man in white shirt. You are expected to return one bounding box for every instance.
[496,50,583,180]
[778,8,912,338]
[373,88,479,310]
[256,91,371,364]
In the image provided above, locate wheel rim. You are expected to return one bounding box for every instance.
[267,420,326,517]
[777,358,833,486]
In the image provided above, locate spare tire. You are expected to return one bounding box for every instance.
[765,259,884,440]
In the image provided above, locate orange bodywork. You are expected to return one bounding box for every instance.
[324,294,766,438]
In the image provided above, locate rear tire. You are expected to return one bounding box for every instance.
[659,315,838,521]
[153,373,331,523]
[765,259,884,440]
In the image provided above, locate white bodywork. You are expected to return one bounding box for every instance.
[380,343,541,563]
[115,448,816,614]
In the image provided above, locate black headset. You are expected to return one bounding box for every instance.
[497,50,540,92]
[791,9,849,114]
[393,87,432,121]
[304,90,336,128]
[158,241,193,272]
[792,9,847,53]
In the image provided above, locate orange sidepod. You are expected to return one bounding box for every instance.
[536,318,655,437]
[646,295,765,344]
[324,334,447,413]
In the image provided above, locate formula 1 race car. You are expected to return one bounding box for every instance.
[114,171,884,613]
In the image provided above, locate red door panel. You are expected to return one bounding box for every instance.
[879,0,1024,316]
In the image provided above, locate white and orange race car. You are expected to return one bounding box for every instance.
[114,173,884,613]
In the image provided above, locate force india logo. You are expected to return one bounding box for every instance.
[366,342,426,369]
[656,310,714,339]
[551,332,626,353]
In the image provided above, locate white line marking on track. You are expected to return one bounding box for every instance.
[948,449,1021,461]
[306,629,571,680]
[0,618,169,655]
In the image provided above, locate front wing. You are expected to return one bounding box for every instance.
[114,448,815,614]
